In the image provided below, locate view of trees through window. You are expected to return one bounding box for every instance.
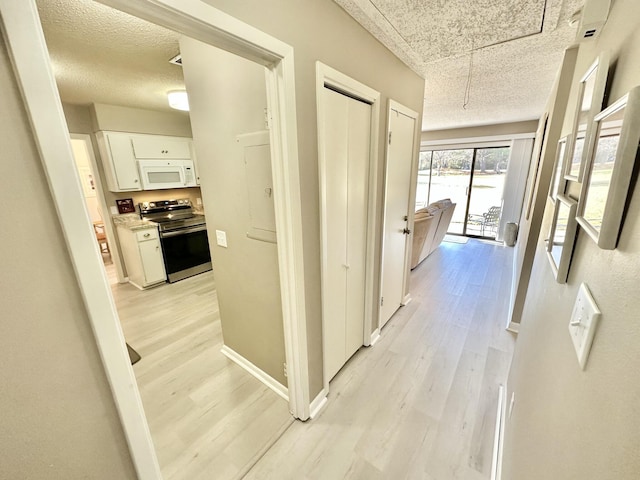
[416,146,511,237]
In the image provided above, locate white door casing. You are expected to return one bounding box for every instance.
[0,1,310,478]
[379,101,419,328]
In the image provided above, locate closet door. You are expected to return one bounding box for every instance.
[322,87,371,381]
[344,99,370,357]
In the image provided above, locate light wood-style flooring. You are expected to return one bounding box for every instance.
[104,237,514,479]
[108,268,293,480]
[245,238,515,479]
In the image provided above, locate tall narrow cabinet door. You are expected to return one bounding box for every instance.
[344,99,371,358]
[380,107,416,327]
[323,88,350,381]
[322,87,371,382]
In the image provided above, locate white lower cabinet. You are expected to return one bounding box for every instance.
[117,225,166,289]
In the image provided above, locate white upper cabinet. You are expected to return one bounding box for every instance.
[97,131,141,192]
[131,135,191,160]
[96,131,196,192]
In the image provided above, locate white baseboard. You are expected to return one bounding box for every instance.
[369,328,381,346]
[506,322,520,334]
[309,388,328,419]
[401,293,412,306]
[221,345,289,401]
[491,385,507,480]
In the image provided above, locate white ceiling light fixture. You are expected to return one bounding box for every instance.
[167,90,189,111]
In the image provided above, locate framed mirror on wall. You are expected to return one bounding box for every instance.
[577,86,640,249]
[547,194,578,284]
[565,51,610,182]
[549,136,569,203]
[525,113,549,220]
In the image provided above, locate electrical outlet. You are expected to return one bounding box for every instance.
[283,363,288,377]
[569,283,601,369]
[215,230,228,248]
[196,197,202,205]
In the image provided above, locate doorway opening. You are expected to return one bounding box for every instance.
[2,0,310,477]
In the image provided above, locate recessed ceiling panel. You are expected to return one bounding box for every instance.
[336,0,584,130]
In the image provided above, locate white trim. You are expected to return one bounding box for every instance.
[378,99,420,333]
[369,328,381,346]
[421,132,535,149]
[508,245,519,328]
[491,385,507,480]
[316,62,380,395]
[507,322,520,334]
[221,345,289,401]
[2,1,311,478]
[70,134,126,282]
[309,389,328,419]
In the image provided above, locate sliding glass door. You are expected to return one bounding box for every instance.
[416,146,510,238]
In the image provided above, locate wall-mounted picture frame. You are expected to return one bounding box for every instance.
[549,135,569,203]
[525,113,549,220]
[576,86,640,250]
[564,51,610,182]
[116,198,136,214]
[547,194,578,284]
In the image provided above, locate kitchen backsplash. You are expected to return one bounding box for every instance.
[108,187,204,216]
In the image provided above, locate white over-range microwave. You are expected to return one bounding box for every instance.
[138,159,197,190]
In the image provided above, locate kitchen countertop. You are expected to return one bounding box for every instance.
[113,213,158,231]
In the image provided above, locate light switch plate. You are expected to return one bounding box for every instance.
[110,206,119,215]
[215,229,227,248]
[569,283,601,369]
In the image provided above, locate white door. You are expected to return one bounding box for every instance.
[379,103,418,327]
[322,87,371,381]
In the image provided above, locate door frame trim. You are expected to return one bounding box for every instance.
[0,1,310,478]
[378,100,420,330]
[315,62,380,395]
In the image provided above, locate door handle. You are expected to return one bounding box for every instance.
[403,228,411,235]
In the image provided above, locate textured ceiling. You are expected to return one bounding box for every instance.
[36,0,584,130]
[37,0,185,114]
[336,0,585,130]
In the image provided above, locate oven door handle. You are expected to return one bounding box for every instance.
[160,225,207,238]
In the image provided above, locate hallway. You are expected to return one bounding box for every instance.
[246,239,516,479]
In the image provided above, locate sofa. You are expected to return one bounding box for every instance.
[411,199,456,269]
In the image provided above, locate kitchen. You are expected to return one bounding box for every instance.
[37,0,292,478]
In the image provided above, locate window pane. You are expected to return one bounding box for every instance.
[430,149,474,234]
[467,147,510,238]
[415,151,432,210]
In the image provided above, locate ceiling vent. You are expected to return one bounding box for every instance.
[169,54,182,66]
[577,0,611,41]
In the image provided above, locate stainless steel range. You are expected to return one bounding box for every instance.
[139,198,212,283]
